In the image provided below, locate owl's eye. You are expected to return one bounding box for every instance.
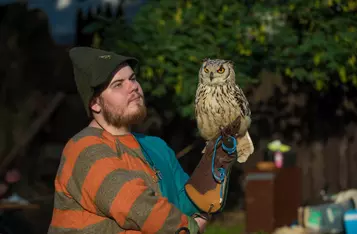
[204,67,209,73]
[217,66,225,74]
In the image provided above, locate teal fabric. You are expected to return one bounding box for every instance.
[133,133,200,216]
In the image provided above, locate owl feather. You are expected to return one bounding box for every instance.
[194,58,254,163]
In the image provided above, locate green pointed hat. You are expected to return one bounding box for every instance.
[69,47,139,116]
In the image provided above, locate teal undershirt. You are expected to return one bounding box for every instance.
[133,132,200,216]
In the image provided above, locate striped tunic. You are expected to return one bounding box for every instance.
[48,127,199,233]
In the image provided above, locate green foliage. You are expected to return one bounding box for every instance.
[101,0,357,118]
[101,0,262,118]
[204,223,244,234]
[268,0,357,91]
[204,223,268,234]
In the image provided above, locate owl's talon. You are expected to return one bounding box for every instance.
[220,126,231,140]
[219,126,225,136]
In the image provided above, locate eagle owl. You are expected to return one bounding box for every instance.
[195,58,254,163]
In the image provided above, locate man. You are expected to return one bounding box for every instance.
[48,47,209,233]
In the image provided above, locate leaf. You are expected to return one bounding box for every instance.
[313,53,321,66]
[81,22,106,34]
[338,66,347,83]
[293,68,309,80]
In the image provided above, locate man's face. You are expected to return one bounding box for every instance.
[92,63,147,128]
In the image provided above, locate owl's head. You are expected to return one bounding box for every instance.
[199,58,235,85]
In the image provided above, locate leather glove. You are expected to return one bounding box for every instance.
[185,116,242,214]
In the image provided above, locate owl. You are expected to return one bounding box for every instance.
[194,58,254,163]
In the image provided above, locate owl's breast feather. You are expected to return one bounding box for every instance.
[198,85,240,112]
[195,85,242,140]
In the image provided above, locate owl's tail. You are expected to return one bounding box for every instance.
[236,131,254,163]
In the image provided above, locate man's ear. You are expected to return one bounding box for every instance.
[90,96,101,114]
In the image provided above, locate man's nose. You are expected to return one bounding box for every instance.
[128,79,139,92]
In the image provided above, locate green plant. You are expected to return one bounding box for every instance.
[204,223,244,234]
[101,0,357,119]
[102,0,261,119]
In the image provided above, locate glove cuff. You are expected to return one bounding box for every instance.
[185,134,237,213]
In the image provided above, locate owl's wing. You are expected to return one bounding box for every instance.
[233,84,251,117]
[194,84,203,118]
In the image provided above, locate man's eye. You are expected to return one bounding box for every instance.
[114,83,122,87]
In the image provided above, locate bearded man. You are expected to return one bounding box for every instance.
[47,47,210,234]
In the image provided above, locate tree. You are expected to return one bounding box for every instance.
[100,0,357,119]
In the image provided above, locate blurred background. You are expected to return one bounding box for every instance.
[0,0,356,233]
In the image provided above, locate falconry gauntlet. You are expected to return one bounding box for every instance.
[185,117,242,214]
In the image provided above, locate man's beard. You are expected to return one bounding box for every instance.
[99,97,147,129]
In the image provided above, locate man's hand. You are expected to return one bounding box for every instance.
[194,217,208,233]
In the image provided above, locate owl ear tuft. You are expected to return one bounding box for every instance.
[226,60,234,65]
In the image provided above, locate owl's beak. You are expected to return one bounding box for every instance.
[210,72,214,80]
